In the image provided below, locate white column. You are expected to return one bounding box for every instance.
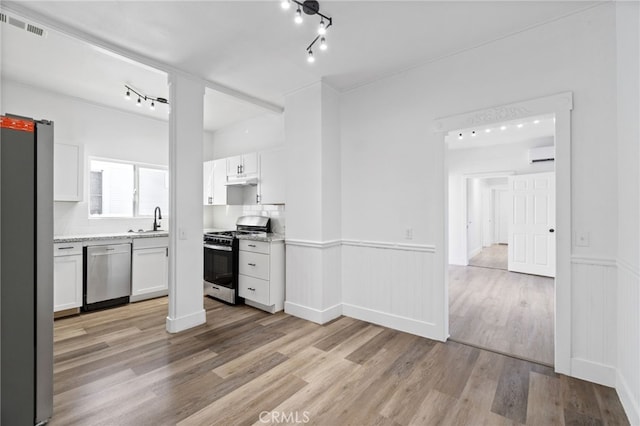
[166,73,206,333]
[284,82,342,324]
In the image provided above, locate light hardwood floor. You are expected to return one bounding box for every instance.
[449,263,554,366]
[469,244,508,270]
[50,297,627,425]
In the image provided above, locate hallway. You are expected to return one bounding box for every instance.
[449,260,554,366]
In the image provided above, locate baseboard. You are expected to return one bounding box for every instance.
[165,309,206,333]
[342,303,445,342]
[130,289,168,303]
[570,357,616,387]
[467,246,482,259]
[617,369,640,425]
[284,301,342,324]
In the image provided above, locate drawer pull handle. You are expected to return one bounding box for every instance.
[248,263,256,267]
[248,244,256,247]
[248,287,255,291]
[58,246,75,250]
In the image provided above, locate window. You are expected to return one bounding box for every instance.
[89,159,168,218]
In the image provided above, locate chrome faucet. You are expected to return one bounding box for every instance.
[153,206,162,231]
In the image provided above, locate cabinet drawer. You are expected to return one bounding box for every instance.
[239,239,269,254]
[238,251,269,280]
[239,275,270,305]
[133,236,169,250]
[53,242,82,256]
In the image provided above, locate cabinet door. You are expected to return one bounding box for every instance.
[132,247,169,297]
[212,159,227,205]
[227,155,243,177]
[241,153,259,176]
[203,160,214,205]
[53,255,82,311]
[258,148,285,205]
[54,143,83,201]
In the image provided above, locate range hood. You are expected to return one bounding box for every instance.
[225,177,258,186]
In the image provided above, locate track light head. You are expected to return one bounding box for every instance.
[318,19,326,35]
[307,50,315,63]
[125,89,131,100]
[150,101,155,110]
[136,97,142,106]
[294,7,303,24]
[320,36,327,50]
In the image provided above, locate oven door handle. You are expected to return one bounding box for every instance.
[203,244,233,252]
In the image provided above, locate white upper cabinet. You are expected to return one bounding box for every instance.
[227,153,259,179]
[212,159,228,205]
[203,160,214,205]
[54,143,83,202]
[258,148,285,205]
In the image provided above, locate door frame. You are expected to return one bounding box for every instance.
[434,92,573,374]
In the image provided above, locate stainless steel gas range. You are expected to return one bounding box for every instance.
[203,216,271,304]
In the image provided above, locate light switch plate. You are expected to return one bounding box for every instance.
[575,231,590,247]
[179,228,187,240]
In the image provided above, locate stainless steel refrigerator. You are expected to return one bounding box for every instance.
[1,114,54,425]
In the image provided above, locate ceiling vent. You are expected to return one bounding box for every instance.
[528,146,555,163]
[0,13,47,38]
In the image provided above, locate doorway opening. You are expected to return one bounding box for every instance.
[446,114,556,366]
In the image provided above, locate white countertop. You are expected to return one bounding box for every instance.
[54,231,169,243]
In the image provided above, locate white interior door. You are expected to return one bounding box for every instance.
[508,172,556,277]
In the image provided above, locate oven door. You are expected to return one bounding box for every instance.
[203,244,234,288]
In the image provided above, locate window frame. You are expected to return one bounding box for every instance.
[88,156,168,219]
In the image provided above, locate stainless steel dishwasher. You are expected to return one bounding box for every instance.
[83,243,132,311]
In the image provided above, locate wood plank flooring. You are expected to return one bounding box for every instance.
[449,263,554,366]
[50,297,628,425]
[469,244,508,270]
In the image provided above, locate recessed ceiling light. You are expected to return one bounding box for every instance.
[517,123,524,129]
[281,0,290,10]
[534,119,540,124]
[500,125,507,131]
[485,129,491,133]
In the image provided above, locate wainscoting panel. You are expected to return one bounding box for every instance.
[570,257,617,386]
[616,259,640,425]
[285,240,342,324]
[342,241,442,340]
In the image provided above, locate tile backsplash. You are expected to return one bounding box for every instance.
[205,204,286,234]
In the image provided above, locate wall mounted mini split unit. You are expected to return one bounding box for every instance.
[528,146,555,163]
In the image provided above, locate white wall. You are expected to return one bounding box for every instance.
[615,2,640,424]
[341,4,618,376]
[1,79,169,236]
[211,113,284,160]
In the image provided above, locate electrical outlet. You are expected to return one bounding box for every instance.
[575,231,590,247]
[179,228,188,240]
[405,228,413,240]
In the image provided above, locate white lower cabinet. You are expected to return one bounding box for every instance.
[131,237,169,302]
[238,239,284,313]
[53,243,83,312]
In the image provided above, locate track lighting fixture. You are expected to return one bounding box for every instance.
[123,85,169,111]
[294,7,303,24]
[319,36,327,50]
[281,0,333,63]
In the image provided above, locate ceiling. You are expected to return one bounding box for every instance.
[1,1,599,130]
